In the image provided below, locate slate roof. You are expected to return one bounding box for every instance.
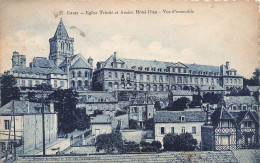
[154,111,206,123]
[10,66,50,74]
[86,92,117,103]
[30,57,55,68]
[247,86,259,92]
[200,85,225,91]
[10,66,66,75]
[70,55,92,69]
[53,19,69,38]
[100,54,221,73]
[224,96,259,106]
[230,110,259,125]
[91,115,111,124]
[211,107,237,127]
[0,100,51,115]
[48,67,66,75]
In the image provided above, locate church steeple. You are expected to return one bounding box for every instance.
[49,19,74,66]
[54,18,69,38]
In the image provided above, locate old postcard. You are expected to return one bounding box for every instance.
[0,0,259,162]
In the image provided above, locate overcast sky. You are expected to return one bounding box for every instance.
[0,0,258,78]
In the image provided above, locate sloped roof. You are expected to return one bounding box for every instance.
[48,67,66,75]
[53,19,69,38]
[99,55,221,73]
[0,100,51,115]
[230,110,259,125]
[91,115,111,124]
[224,96,259,106]
[211,107,236,127]
[30,57,55,68]
[247,86,259,92]
[70,55,92,69]
[200,85,225,91]
[154,111,206,123]
[10,66,50,74]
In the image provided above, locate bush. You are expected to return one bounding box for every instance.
[140,140,162,152]
[95,131,124,153]
[163,133,197,151]
[122,141,140,153]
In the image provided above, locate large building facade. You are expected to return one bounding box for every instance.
[4,19,93,91]
[93,52,243,92]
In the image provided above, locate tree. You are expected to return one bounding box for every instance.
[95,132,124,153]
[189,94,202,108]
[166,97,190,111]
[145,118,154,130]
[0,75,21,106]
[129,119,138,129]
[202,93,222,104]
[163,133,197,151]
[238,87,251,96]
[74,108,90,130]
[122,141,140,153]
[115,110,126,117]
[243,68,259,86]
[48,88,79,134]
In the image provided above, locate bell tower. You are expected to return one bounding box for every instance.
[49,18,74,66]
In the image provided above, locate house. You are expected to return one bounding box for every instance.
[128,98,155,129]
[93,52,243,92]
[201,105,259,151]
[77,91,119,115]
[91,115,112,141]
[224,96,259,112]
[0,100,57,157]
[154,111,206,146]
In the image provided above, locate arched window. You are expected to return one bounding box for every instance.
[78,71,81,77]
[140,75,143,81]
[121,83,125,89]
[114,82,119,89]
[140,84,144,90]
[200,78,204,84]
[153,85,157,92]
[85,80,89,86]
[159,84,163,91]
[72,71,75,78]
[126,83,131,89]
[146,84,150,91]
[77,80,82,87]
[85,71,88,77]
[71,81,75,87]
[108,82,112,88]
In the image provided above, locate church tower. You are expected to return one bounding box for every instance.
[49,19,74,66]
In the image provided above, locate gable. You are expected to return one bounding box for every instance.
[70,54,92,69]
[168,62,188,68]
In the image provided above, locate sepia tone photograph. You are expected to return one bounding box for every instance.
[0,0,259,162]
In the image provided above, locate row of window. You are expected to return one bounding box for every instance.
[108,82,199,91]
[226,78,241,85]
[72,71,92,78]
[71,80,89,87]
[107,71,221,85]
[12,72,47,78]
[20,79,65,88]
[160,126,197,135]
[60,42,72,52]
[133,66,219,76]
[230,105,258,111]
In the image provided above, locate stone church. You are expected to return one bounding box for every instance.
[5,19,93,91]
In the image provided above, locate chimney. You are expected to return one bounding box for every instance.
[113,51,117,60]
[26,100,30,113]
[88,57,93,66]
[226,61,229,70]
[50,102,54,113]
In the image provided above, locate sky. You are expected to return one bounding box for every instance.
[0,0,259,78]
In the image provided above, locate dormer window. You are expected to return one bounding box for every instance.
[242,105,247,110]
[180,116,186,122]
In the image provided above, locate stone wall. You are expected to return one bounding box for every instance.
[201,125,215,151]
